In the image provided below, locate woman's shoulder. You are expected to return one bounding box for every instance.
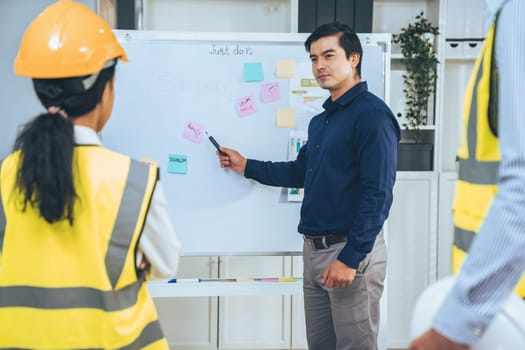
[1,150,22,172]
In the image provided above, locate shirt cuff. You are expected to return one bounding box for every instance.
[244,158,259,179]
[337,243,365,269]
[432,291,491,346]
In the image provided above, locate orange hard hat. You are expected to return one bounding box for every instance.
[14,0,128,79]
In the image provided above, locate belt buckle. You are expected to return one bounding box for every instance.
[320,236,329,249]
[305,235,330,249]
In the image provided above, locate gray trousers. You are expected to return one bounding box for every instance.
[302,231,387,350]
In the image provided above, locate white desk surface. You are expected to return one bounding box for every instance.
[148,281,303,297]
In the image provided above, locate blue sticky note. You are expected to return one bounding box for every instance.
[167,154,187,174]
[243,62,264,82]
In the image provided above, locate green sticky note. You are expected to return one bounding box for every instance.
[243,62,263,82]
[167,154,187,174]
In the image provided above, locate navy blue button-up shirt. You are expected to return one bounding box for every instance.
[245,82,400,268]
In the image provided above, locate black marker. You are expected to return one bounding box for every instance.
[205,131,227,156]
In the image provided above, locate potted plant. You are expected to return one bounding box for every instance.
[393,12,439,170]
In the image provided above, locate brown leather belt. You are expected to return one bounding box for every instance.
[304,234,347,249]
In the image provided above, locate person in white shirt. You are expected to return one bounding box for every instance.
[74,124,180,279]
[410,0,525,348]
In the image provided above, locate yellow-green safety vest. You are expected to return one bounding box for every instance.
[0,146,169,349]
[452,20,525,296]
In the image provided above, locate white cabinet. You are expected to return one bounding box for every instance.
[154,256,219,350]
[438,172,457,278]
[444,0,487,58]
[154,256,298,350]
[445,0,485,39]
[385,173,438,348]
[155,295,218,350]
[218,256,292,349]
[291,256,307,350]
[439,60,474,171]
[440,0,481,170]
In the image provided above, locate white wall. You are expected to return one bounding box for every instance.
[144,0,295,32]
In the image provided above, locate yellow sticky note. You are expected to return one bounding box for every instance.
[276,60,296,78]
[276,109,296,128]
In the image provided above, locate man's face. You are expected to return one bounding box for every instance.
[309,34,360,100]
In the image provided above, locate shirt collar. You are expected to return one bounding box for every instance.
[74,125,102,146]
[322,81,368,113]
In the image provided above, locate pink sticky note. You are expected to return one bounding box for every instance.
[261,82,281,103]
[236,95,257,117]
[183,121,205,143]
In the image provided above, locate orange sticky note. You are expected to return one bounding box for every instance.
[276,109,296,128]
[276,60,296,78]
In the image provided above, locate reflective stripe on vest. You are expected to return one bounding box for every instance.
[453,22,498,253]
[0,159,149,310]
[457,54,499,186]
[453,31,495,254]
[119,320,165,350]
[1,320,164,350]
[106,159,150,288]
[457,158,499,184]
[0,152,165,347]
[0,278,142,310]
[0,319,164,350]
[454,226,476,253]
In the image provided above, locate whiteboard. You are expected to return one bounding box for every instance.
[103,31,391,255]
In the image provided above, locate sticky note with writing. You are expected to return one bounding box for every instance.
[236,95,257,117]
[243,62,264,82]
[183,121,205,143]
[167,154,187,174]
[261,82,281,103]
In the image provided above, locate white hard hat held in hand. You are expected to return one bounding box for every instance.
[411,275,525,350]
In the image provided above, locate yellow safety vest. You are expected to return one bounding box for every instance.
[452,21,525,296]
[0,146,168,349]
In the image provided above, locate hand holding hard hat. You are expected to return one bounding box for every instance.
[410,275,525,350]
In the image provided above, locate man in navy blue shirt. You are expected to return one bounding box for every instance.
[217,22,400,350]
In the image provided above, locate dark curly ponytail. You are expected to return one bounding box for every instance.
[13,62,116,225]
[14,113,76,224]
